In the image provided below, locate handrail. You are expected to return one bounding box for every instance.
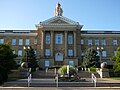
[96,68,102,78]
[28,73,32,87]
[28,68,32,87]
[91,73,97,87]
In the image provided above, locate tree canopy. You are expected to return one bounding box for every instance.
[111,47,120,72]
[22,46,38,71]
[0,44,17,71]
[0,44,17,84]
[82,47,99,68]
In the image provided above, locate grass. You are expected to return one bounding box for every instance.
[106,77,120,80]
[86,67,96,73]
[7,77,19,81]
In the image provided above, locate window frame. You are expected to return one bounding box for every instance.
[0,38,4,44]
[12,39,16,45]
[68,49,73,56]
[19,39,23,45]
[26,39,30,45]
[101,39,106,45]
[88,39,92,45]
[95,39,99,45]
[102,51,106,57]
[46,34,50,44]
[18,50,22,57]
[45,49,50,56]
[55,33,63,44]
[68,35,73,44]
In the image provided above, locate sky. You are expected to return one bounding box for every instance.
[0,0,120,30]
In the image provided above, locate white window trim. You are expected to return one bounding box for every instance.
[68,35,73,44]
[46,34,50,44]
[56,33,63,44]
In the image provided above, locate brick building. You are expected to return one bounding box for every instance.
[0,3,119,68]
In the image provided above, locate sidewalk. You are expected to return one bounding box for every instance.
[0,87,120,90]
[2,78,120,87]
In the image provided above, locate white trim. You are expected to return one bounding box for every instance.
[81,34,120,37]
[0,30,5,32]
[0,33,37,36]
[40,16,80,25]
[13,30,30,33]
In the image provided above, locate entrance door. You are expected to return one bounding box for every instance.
[55,52,63,65]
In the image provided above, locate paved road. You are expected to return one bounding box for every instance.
[0,87,120,90]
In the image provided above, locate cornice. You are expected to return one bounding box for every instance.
[0,33,37,36]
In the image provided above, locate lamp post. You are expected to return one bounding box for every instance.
[97,47,104,63]
[23,46,30,68]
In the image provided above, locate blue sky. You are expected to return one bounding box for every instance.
[0,0,120,30]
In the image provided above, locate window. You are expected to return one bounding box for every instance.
[12,39,16,45]
[68,35,73,44]
[18,50,22,57]
[95,40,99,45]
[45,49,50,56]
[0,39,4,44]
[19,39,23,45]
[69,61,74,66]
[101,39,106,45]
[88,39,92,45]
[114,51,117,56]
[113,40,117,45]
[34,38,37,44]
[102,51,106,57]
[68,49,73,56]
[55,52,63,61]
[45,61,49,67]
[34,50,37,55]
[13,51,16,54]
[81,51,84,56]
[81,39,84,45]
[26,39,30,45]
[56,33,63,44]
[96,51,100,56]
[46,34,50,44]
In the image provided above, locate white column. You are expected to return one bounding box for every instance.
[74,31,77,57]
[42,31,45,56]
[65,31,68,57]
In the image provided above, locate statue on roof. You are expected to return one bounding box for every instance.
[54,2,63,16]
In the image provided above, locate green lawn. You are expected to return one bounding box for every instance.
[7,77,19,81]
[106,78,120,80]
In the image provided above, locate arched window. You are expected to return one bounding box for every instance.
[55,52,63,61]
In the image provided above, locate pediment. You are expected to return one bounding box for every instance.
[50,19,69,24]
[41,16,79,25]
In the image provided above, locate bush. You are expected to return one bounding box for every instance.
[0,74,3,84]
[0,66,8,84]
[58,65,77,75]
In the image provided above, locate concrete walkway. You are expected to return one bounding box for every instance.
[0,87,120,90]
[2,78,120,87]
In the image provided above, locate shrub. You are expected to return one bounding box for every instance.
[58,65,77,75]
[0,65,8,84]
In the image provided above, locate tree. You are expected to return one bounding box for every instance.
[0,44,17,84]
[111,47,120,72]
[82,47,99,68]
[58,65,77,75]
[23,46,38,71]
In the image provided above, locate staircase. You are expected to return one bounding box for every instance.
[32,70,55,78]
[3,70,120,87]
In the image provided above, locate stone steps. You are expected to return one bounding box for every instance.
[3,79,120,87]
